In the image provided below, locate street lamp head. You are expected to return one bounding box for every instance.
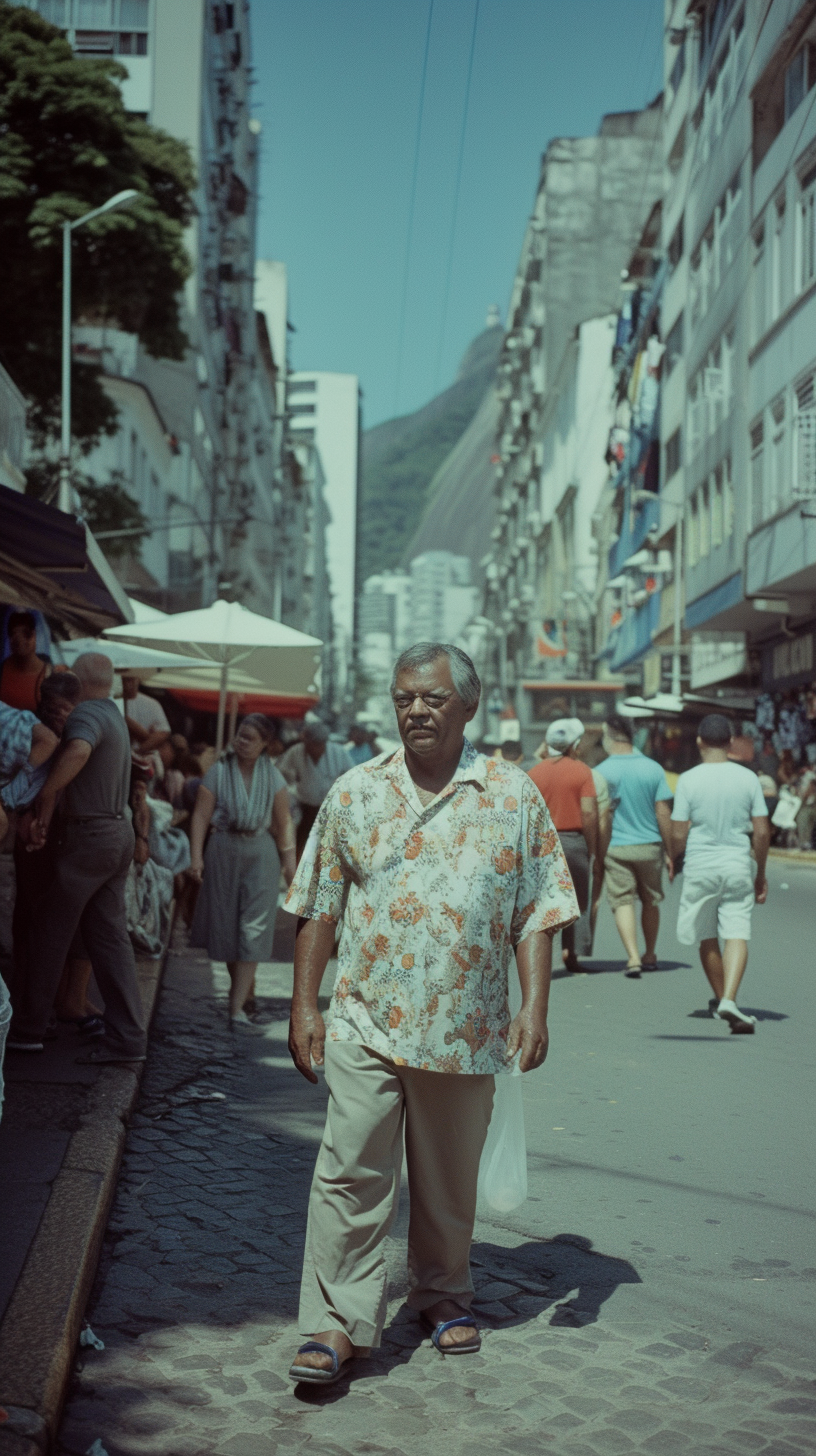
[71,189,139,231]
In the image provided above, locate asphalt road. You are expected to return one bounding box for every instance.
[56,854,816,1456]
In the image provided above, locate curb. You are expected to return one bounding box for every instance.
[0,934,171,1454]
[769,847,816,864]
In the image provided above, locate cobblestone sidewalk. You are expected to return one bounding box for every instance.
[57,934,816,1456]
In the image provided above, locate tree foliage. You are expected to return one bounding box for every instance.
[0,1,196,451]
[24,460,150,560]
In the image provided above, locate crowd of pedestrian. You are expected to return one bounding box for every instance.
[0,627,365,1104]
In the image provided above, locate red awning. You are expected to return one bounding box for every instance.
[164,688,319,718]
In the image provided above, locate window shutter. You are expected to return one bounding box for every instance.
[795,375,816,499]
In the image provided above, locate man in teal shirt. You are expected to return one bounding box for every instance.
[597,714,674,976]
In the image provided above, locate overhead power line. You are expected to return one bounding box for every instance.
[432,0,481,394]
[392,0,435,418]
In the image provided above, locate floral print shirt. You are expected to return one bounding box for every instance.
[285,738,578,1074]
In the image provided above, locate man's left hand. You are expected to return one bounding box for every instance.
[506,1006,549,1072]
[664,852,675,882]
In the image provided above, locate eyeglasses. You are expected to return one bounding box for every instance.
[392,692,453,711]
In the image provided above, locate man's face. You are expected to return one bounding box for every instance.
[9,622,36,658]
[48,697,76,734]
[304,736,326,763]
[121,674,139,701]
[393,656,476,761]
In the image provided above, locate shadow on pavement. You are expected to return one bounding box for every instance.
[687,1006,788,1021]
[553,958,691,979]
[292,1233,642,1404]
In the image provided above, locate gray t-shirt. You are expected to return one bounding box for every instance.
[63,698,132,818]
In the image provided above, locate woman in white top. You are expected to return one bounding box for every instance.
[189,714,295,1029]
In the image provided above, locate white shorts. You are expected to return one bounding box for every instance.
[676,865,755,945]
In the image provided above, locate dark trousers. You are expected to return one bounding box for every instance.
[12,819,146,1056]
[559,831,591,960]
[296,803,320,861]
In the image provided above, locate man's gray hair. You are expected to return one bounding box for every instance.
[303,720,329,744]
[391,643,481,710]
[72,651,114,690]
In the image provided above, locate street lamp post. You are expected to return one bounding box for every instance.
[59,189,139,514]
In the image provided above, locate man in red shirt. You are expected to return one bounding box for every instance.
[528,718,599,973]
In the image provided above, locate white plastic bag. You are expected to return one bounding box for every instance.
[477,962,527,1214]
[477,1057,528,1214]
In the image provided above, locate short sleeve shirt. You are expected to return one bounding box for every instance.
[62,699,131,817]
[527,756,596,832]
[672,761,768,870]
[125,692,171,735]
[285,738,579,1074]
[598,750,672,846]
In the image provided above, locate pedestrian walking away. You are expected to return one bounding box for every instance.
[527,717,600,973]
[188,713,296,1030]
[278,721,353,859]
[284,641,578,1386]
[670,713,771,1034]
[7,652,147,1063]
[597,714,674,976]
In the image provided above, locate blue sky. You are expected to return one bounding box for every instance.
[251,1,664,428]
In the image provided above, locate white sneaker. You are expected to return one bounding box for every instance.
[229,1011,266,1035]
[714,998,757,1032]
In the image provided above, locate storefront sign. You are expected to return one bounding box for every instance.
[761,625,816,689]
[690,632,747,689]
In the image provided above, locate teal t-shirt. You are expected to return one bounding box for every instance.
[598,749,672,846]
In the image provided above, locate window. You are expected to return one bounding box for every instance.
[753,226,766,341]
[769,394,786,515]
[120,0,149,23]
[76,0,113,23]
[687,496,700,568]
[712,466,724,547]
[724,456,735,536]
[288,379,316,394]
[699,482,711,557]
[666,427,682,479]
[689,248,702,328]
[794,372,816,501]
[668,215,684,270]
[750,420,764,528]
[797,166,816,292]
[670,38,685,96]
[687,380,705,459]
[118,31,147,52]
[665,312,683,374]
[784,47,809,123]
[290,402,315,415]
[771,196,786,321]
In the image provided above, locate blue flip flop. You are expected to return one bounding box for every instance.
[288,1341,350,1385]
[422,1314,482,1354]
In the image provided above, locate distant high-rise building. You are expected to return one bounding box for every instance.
[288,372,362,701]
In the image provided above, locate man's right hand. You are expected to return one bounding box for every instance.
[755,875,768,904]
[288,1002,326,1083]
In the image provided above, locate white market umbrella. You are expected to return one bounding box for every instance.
[58,636,203,675]
[105,599,322,749]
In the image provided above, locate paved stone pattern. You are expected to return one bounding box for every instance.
[57,930,816,1456]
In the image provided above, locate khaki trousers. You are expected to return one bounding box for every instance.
[298,1040,495,1347]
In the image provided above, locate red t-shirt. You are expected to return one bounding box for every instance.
[528,756,596,831]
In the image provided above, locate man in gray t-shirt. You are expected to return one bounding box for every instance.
[61,697,131,818]
[8,653,146,1061]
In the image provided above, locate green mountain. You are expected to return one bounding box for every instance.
[357,324,503,583]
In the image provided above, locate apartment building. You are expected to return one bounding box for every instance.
[287,372,361,706]
[480,104,664,734]
[745,0,816,701]
[14,0,313,625]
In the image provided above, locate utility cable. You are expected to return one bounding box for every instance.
[392,0,435,418]
[432,0,481,393]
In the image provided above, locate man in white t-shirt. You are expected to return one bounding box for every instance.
[671,713,770,1034]
[121,673,171,777]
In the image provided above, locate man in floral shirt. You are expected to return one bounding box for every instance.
[285,643,578,1386]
